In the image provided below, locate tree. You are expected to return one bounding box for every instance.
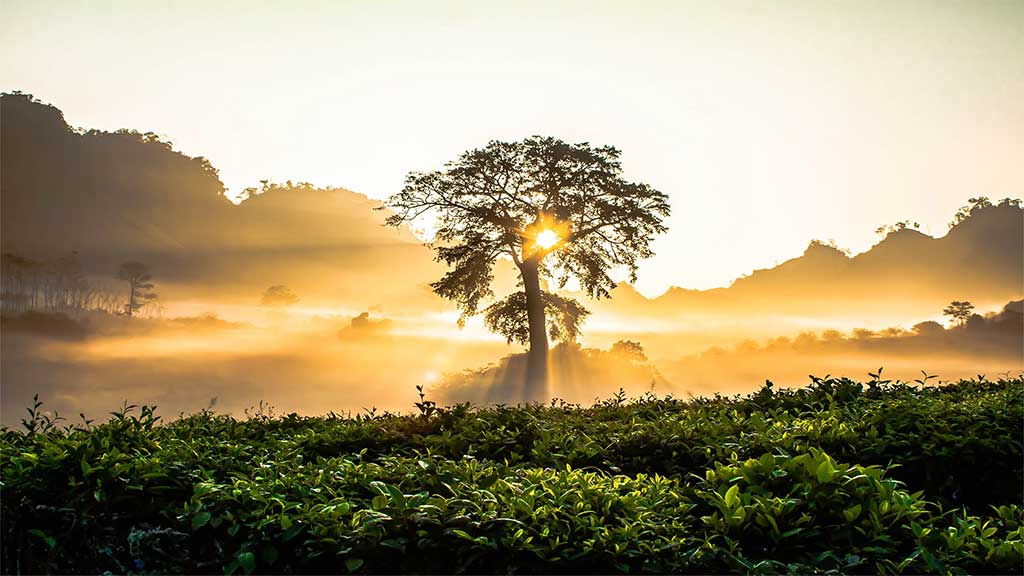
[912,320,945,336]
[116,261,157,317]
[874,220,919,236]
[943,300,975,327]
[383,137,670,401]
[260,285,299,307]
[949,197,992,228]
[610,340,648,362]
[2,251,96,315]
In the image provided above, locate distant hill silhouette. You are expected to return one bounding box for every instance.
[657,298,1023,396]
[590,202,1022,321]
[2,92,231,259]
[1,92,441,309]
[3,92,1020,320]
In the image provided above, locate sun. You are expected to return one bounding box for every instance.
[523,213,571,256]
[534,229,560,250]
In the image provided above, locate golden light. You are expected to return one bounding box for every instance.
[534,229,560,250]
[524,213,572,256]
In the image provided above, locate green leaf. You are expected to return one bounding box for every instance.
[386,484,405,503]
[816,460,836,483]
[345,558,364,572]
[237,551,256,574]
[283,524,304,542]
[192,511,212,530]
[28,529,56,549]
[843,504,862,522]
[280,515,292,530]
[724,484,740,509]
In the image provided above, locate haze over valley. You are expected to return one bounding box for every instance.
[2,93,1020,424]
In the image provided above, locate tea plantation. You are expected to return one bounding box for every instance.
[2,375,1022,574]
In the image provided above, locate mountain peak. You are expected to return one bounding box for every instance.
[802,240,850,260]
[0,92,69,135]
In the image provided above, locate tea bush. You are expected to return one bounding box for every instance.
[2,376,1022,574]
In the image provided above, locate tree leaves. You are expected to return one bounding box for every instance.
[482,291,589,344]
[4,377,1022,573]
[191,511,212,530]
[383,136,670,340]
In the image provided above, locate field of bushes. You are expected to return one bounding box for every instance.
[2,374,1022,574]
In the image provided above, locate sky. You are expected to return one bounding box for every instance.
[3,0,1022,296]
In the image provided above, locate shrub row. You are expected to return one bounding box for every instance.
[2,376,1021,573]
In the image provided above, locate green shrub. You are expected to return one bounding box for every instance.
[2,376,1021,574]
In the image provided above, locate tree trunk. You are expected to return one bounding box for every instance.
[126,279,136,317]
[520,259,549,402]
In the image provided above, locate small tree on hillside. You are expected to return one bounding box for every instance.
[610,340,648,363]
[874,220,919,236]
[116,261,157,317]
[949,197,992,228]
[943,300,975,327]
[383,137,671,402]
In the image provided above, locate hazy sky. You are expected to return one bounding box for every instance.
[3,0,1022,295]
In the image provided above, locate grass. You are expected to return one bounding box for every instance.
[2,374,1022,574]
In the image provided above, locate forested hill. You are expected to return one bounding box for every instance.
[0,92,439,307]
[3,92,1020,316]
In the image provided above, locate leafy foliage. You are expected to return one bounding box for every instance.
[260,285,300,307]
[947,196,1021,228]
[609,340,648,362]
[943,300,976,327]
[875,220,920,236]
[2,376,1021,574]
[483,291,590,344]
[382,136,670,337]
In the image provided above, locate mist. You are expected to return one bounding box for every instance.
[1,92,1022,426]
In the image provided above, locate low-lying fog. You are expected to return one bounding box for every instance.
[3,298,1020,426]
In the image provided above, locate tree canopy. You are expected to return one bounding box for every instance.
[943,300,975,327]
[384,136,669,320]
[384,136,670,400]
[260,285,300,307]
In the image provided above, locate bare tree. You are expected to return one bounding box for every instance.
[2,251,92,315]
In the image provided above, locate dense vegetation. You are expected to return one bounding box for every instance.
[2,375,1022,574]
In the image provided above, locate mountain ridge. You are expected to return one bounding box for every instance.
[591,201,1023,321]
[3,92,1020,320]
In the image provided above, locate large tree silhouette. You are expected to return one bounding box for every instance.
[384,137,670,401]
